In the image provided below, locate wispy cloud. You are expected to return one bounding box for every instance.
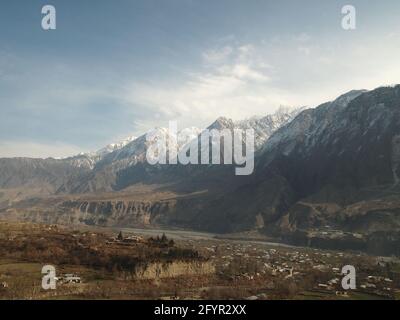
[122,31,400,135]
[123,44,288,131]
[202,46,233,63]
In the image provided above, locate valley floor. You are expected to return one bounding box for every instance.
[0,221,399,300]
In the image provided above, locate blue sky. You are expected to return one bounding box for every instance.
[1,0,400,157]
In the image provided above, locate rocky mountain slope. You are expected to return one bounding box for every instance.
[190,85,400,254]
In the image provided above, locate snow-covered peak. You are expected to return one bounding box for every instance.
[96,126,203,167]
[325,90,368,111]
[177,127,203,148]
[208,117,235,130]
[95,136,137,157]
[234,106,304,149]
[261,89,371,158]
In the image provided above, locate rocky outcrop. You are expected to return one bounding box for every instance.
[1,199,177,227]
[133,260,215,279]
[58,199,177,226]
[392,135,400,185]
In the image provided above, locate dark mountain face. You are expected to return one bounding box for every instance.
[260,86,400,200]
[195,86,400,248]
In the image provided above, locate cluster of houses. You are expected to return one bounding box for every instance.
[359,275,393,293]
[55,273,82,284]
[106,231,144,245]
[193,240,399,298]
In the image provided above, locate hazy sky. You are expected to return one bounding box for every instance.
[1,0,400,157]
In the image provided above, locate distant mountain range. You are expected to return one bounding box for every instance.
[2,85,400,255]
[0,106,301,193]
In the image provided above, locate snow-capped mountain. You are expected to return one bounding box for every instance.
[65,106,300,175]
[55,107,299,193]
[59,105,301,174]
[199,86,400,238]
[94,136,137,158]
[204,107,302,150]
[262,90,367,157]
[96,127,203,167]
[235,106,304,150]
